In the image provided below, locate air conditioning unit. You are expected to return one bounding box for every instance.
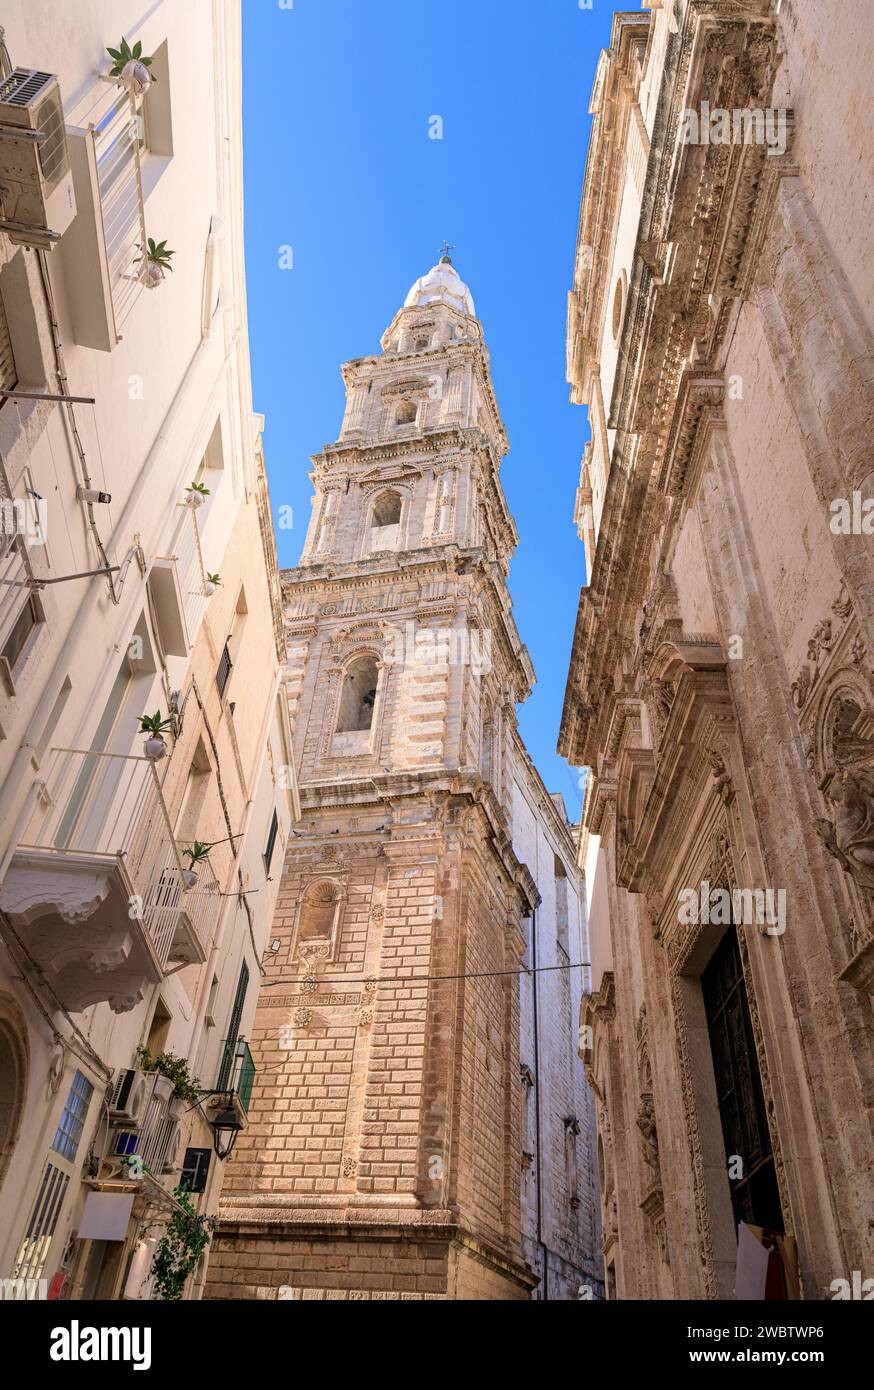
[0,68,76,247]
[109,1068,149,1125]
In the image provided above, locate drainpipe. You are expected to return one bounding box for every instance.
[530,907,549,1301]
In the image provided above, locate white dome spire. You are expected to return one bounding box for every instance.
[404,254,476,318]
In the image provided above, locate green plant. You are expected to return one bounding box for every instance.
[138,711,173,736]
[106,37,157,82]
[145,238,175,273]
[182,840,212,866]
[186,481,210,496]
[150,1188,210,1301]
[135,1045,202,1104]
[206,572,221,587]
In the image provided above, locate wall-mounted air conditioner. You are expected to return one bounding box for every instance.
[0,68,76,247]
[108,1068,149,1125]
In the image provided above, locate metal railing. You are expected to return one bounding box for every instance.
[0,536,36,655]
[19,747,219,968]
[113,1074,181,1176]
[91,87,148,335]
[216,1039,256,1114]
[216,642,232,700]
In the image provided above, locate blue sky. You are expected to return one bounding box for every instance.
[242,0,613,816]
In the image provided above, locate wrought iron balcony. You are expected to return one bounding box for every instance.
[216,1038,255,1114]
[0,747,221,1014]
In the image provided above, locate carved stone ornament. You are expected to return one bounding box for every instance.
[817,764,874,892]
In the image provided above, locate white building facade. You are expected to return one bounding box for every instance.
[0,0,298,1301]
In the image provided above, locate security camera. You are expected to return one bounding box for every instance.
[76,486,112,504]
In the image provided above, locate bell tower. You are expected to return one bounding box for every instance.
[213,255,542,1301]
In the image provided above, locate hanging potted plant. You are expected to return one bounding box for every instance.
[106,37,158,96]
[141,238,175,288]
[185,481,210,509]
[138,711,173,762]
[135,1046,202,1113]
[181,841,212,889]
[204,572,222,597]
[151,1187,211,1301]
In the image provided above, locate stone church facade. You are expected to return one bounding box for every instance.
[561,2,874,1298]
[206,258,600,1299]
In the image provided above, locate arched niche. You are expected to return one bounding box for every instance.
[294,878,345,960]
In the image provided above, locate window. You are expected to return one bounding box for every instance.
[369,490,402,552]
[337,654,379,733]
[146,998,172,1057]
[216,961,249,1091]
[13,1069,94,1284]
[396,399,417,425]
[94,89,148,330]
[216,641,233,699]
[415,335,430,351]
[264,808,279,874]
[216,590,248,702]
[1,592,39,673]
[12,1160,70,1283]
[180,1147,211,1195]
[52,1071,93,1162]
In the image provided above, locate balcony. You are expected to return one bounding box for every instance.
[216,1038,255,1114]
[0,748,221,1014]
[111,1072,184,1178]
[60,84,148,351]
[150,504,211,657]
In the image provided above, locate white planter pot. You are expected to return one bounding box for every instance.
[120,59,152,97]
[143,736,167,762]
[203,581,217,597]
[145,260,164,289]
[152,1075,174,1103]
[182,868,199,889]
[168,1096,187,1120]
[186,491,206,509]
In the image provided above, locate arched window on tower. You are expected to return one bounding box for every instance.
[369,490,402,552]
[336,653,379,733]
[396,399,417,426]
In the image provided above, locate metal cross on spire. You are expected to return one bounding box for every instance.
[439,240,456,262]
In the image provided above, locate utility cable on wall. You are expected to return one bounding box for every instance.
[262,959,591,989]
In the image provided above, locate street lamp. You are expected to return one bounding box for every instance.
[209,1098,244,1160]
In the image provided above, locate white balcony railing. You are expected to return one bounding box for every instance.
[137,1078,182,1175]
[19,748,218,969]
[92,87,148,334]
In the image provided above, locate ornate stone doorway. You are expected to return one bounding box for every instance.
[701,928,783,1233]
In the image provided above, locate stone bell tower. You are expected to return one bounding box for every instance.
[209,255,542,1300]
